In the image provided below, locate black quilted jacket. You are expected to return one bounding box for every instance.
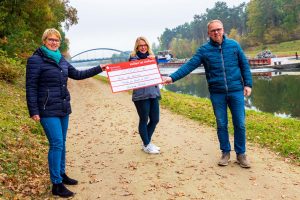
[26,48,102,117]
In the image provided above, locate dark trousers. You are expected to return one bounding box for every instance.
[134,98,160,146]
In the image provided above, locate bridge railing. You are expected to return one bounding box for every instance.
[69,48,130,64]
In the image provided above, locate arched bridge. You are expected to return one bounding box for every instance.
[69,48,130,64]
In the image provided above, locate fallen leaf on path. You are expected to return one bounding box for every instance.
[161,183,174,189]
[174,191,185,197]
[126,161,138,170]
[120,192,133,196]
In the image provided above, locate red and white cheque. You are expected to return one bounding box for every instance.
[105,58,162,93]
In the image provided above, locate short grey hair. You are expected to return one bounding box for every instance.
[207,19,223,29]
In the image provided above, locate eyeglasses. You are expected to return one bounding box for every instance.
[138,44,148,48]
[210,28,223,33]
[47,38,60,43]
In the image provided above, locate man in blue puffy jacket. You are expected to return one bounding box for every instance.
[163,19,252,168]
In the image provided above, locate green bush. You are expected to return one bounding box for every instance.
[0,50,24,83]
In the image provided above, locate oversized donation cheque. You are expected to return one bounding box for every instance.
[105,58,162,93]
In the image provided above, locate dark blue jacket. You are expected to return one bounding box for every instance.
[129,55,161,101]
[26,48,102,117]
[170,36,252,93]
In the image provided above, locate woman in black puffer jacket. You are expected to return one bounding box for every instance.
[26,28,104,198]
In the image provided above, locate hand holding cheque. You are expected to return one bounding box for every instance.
[104,58,162,93]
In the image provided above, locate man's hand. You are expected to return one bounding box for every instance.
[244,86,252,97]
[162,76,173,85]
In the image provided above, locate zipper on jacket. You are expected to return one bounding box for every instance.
[219,45,228,92]
[43,89,49,110]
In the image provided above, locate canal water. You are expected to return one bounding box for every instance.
[164,70,300,119]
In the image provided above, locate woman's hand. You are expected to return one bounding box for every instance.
[31,115,40,121]
[147,55,156,59]
[100,64,107,71]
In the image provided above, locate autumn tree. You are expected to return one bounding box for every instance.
[158,1,248,57]
[246,0,300,44]
[0,0,78,59]
[170,38,198,59]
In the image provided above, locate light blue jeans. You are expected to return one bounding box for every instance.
[40,115,69,184]
[210,91,246,154]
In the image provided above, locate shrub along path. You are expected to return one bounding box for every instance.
[65,78,300,200]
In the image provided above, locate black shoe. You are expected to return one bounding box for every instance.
[62,173,78,185]
[52,183,74,198]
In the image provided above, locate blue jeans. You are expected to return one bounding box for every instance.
[210,91,246,154]
[134,98,160,146]
[40,115,69,184]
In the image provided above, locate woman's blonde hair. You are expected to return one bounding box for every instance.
[130,36,154,57]
[42,28,61,42]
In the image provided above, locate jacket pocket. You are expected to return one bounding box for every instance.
[43,89,50,110]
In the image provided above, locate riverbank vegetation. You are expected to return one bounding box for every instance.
[0,50,23,83]
[0,45,49,199]
[245,40,300,58]
[157,0,300,58]
[0,77,49,198]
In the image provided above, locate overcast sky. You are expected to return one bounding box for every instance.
[66,0,250,56]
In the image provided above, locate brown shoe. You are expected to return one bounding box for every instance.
[237,154,251,168]
[218,152,230,166]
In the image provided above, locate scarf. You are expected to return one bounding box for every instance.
[40,45,62,64]
[136,51,149,59]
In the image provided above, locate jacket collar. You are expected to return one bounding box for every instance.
[34,48,63,68]
[209,35,226,47]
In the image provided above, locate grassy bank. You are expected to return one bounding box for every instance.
[160,90,300,164]
[245,40,300,58]
[0,78,49,199]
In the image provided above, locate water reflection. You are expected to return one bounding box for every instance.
[165,71,300,119]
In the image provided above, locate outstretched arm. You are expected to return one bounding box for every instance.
[169,48,203,83]
[68,61,103,80]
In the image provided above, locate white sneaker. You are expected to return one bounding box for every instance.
[149,143,160,151]
[143,144,160,154]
